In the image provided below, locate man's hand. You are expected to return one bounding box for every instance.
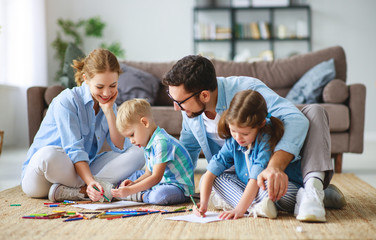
[257,167,288,202]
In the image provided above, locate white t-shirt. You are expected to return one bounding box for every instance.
[203,112,225,147]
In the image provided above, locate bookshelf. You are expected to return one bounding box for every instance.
[193,5,311,60]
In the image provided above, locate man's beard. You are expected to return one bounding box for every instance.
[187,101,206,118]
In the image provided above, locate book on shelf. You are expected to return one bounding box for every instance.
[250,22,261,39]
[258,21,271,39]
[195,23,231,40]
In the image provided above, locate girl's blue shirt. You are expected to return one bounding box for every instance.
[21,82,131,180]
[207,130,303,188]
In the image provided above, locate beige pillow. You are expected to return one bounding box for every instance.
[322,79,349,103]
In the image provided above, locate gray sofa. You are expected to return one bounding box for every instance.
[27,46,366,173]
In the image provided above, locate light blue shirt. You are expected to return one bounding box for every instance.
[179,76,309,168]
[207,132,303,188]
[144,127,195,196]
[22,82,131,180]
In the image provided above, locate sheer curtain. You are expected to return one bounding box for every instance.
[0,0,47,148]
[0,0,47,87]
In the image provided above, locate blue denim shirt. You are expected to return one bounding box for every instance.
[207,134,303,188]
[22,82,131,180]
[179,77,309,168]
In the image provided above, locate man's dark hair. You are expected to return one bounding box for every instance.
[162,55,217,93]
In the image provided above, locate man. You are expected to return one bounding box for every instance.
[162,55,346,222]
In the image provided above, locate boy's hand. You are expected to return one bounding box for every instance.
[120,179,134,187]
[193,202,207,218]
[111,186,132,199]
[219,208,245,220]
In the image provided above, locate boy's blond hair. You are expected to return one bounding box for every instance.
[116,99,153,133]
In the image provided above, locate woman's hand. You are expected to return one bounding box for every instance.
[193,202,207,218]
[86,181,105,202]
[99,90,118,115]
[219,208,245,220]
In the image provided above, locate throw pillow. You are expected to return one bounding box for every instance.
[115,63,160,106]
[59,43,85,89]
[285,58,336,104]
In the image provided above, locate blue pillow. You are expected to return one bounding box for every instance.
[285,58,336,104]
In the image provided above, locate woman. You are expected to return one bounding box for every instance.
[21,49,145,202]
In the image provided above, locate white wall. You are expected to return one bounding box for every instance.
[1,0,375,148]
[308,0,376,139]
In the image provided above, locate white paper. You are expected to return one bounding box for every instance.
[71,200,146,210]
[165,211,223,224]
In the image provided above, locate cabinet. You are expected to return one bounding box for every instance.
[193,5,311,60]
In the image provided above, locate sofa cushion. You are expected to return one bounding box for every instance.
[122,60,176,106]
[115,63,160,106]
[44,85,64,105]
[285,58,336,104]
[322,79,349,103]
[296,103,350,132]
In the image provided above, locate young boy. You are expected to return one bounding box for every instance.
[111,99,195,205]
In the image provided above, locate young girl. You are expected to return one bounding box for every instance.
[111,99,195,205]
[194,90,303,219]
[21,49,145,202]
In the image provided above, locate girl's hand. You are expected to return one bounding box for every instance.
[111,186,132,199]
[193,202,207,218]
[219,208,245,220]
[87,181,105,202]
[99,90,118,114]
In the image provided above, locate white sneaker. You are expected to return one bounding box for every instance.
[48,183,87,202]
[295,186,326,222]
[248,197,277,219]
[208,191,233,211]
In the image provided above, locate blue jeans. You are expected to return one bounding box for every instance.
[128,170,189,205]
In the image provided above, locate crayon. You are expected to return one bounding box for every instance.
[10,204,21,206]
[121,212,148,218]
[46,204,60,207]
[161,210,187,214]
[63,217,84,222]
[173,206,187,211]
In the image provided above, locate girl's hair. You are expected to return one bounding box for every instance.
[217,90,284,152]
[72,48,121,86]
[116,99,153,133]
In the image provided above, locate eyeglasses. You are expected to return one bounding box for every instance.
[166,90,203,110]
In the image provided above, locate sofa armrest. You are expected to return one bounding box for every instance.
[348,83,366,153]
[27,87,47,146]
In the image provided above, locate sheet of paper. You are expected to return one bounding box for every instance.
[164,211,223,223]
[71,200,146,210]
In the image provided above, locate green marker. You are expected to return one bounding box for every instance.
[10,204,21,206]
[173,206,187,212]
[93,186,110,202]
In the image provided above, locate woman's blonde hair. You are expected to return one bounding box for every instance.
[116,99,153,133]
[217,90,284,152]
[72,48,121,86]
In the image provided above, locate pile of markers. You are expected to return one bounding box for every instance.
[43,200,92,208]
[22,211,95,222]
[22,206,192,222]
